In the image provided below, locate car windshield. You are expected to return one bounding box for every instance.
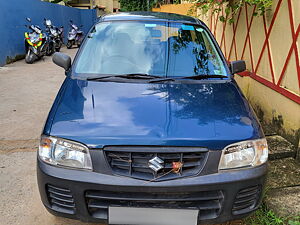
[74,21,228,79]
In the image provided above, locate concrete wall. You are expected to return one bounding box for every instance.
[95,0,120,13]
[152,3,195,15]
[152,2,300,146]
[0,0,97,66]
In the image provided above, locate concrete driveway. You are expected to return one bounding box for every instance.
[0,48,242,225]
[0,48,100,225]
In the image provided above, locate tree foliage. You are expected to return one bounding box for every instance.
[119,0,160,11]
[43,0,71,5]
[188,0,273,23]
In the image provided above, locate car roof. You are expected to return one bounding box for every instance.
[98,11,203,25]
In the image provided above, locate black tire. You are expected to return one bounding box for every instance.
[66,41,73,49]
[25,50,35,64]
[46,46,54,56]
[77,39,83,48]
[55,41,62,52]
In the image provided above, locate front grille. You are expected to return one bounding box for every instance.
[104,146,208,181]
[232,185,261,215]
[46,184,75,214]
[86,189,224,220]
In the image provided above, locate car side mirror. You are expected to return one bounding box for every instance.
[230,60,246,74]
[26,17,31,23]
[52,52,71,72]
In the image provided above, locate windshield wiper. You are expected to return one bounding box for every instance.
[87,75,123,81]
[87,73,161,81]
[119,73,161,79]
[149,74,228,83]
[181,75,228,80]
[149,77,176,83]
[87,74,228,82]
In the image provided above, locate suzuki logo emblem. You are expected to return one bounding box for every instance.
[148,156,164,172]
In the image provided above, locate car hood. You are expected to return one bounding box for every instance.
[48,78,263,149]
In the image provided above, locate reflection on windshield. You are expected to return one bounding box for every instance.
[75,21,227,78]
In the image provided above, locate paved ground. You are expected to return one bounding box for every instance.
[265,157,300,218]
[0,49,69,141]
[0,48,95,225]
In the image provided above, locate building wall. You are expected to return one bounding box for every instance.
[68,0,92,9]
[153,1,300,145]
[152,3,194,15]
[94,0,119,13]
[0,0,97,66]
[113,0,120,9]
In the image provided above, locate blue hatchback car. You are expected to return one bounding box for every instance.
[37,12,268,225]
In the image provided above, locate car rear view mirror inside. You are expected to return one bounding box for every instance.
[52,52,71,72]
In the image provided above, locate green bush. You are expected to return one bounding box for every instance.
[188,0,273,23]
[119,0,156,11]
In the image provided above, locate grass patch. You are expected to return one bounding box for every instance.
[244,203,300,225]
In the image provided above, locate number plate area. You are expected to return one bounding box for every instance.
[109,207,199,225]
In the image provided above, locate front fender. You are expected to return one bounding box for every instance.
[28,46,38,55]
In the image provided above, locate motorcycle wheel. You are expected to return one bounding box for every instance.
[46,45,54,56]
[77,39,83,48]
[25,50,35,64]
[66,41,73,49]
[55,42,62,52]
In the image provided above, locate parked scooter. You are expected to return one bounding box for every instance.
[44,19,63,53]
[66,20,84,49]
[24,18,50,64]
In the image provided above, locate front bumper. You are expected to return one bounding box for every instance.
[37,157,267,224]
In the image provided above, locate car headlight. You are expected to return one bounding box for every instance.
[39,136,92,170]
[219,138,268,170]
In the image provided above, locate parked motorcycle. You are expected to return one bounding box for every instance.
[58,26,64,48]
[66,20,84,49]
[44,19,63,53]
[24,18,50,64]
